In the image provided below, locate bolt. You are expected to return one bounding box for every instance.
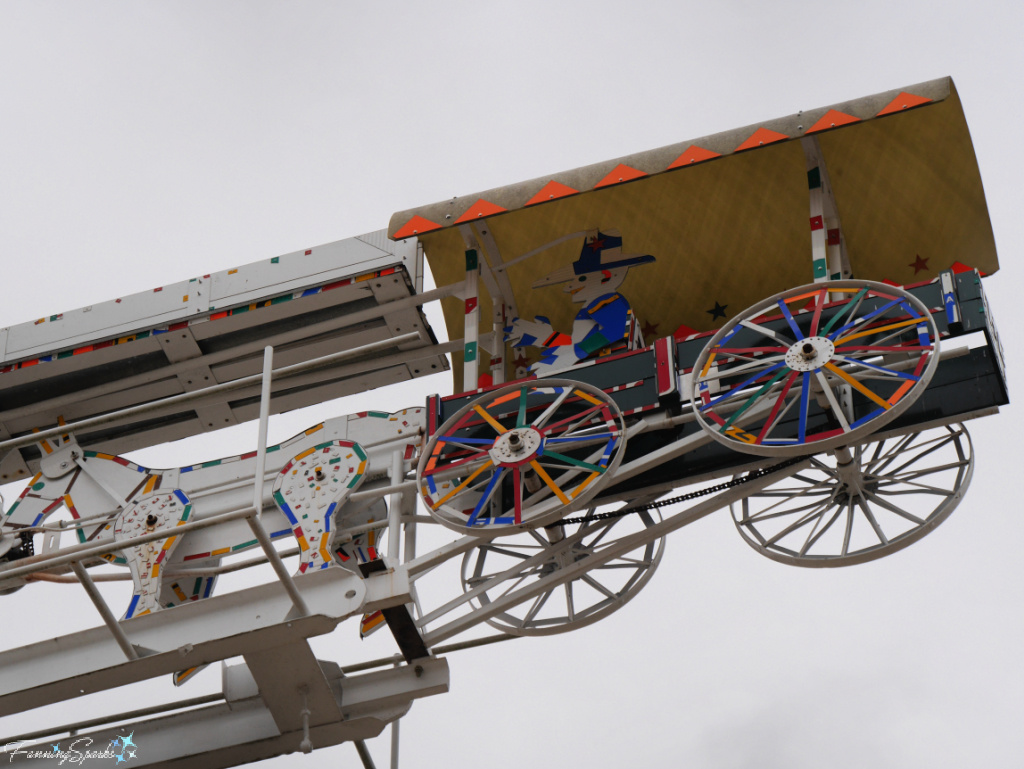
[414,665,424,678]
[508,432,523,450]
[145,514,159,528]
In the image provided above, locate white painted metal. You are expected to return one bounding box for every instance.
[1,658,449,767]
[460,501,666,635]
[691,280,941,456]
[253,346,273,518]
[732,424,973,566]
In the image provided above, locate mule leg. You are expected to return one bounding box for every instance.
[112,490,192,620]
[272,441,367,574]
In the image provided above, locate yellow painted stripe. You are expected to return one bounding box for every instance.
[574,389,603,407]
[162,535,177,551]
[570,471,601,499]
[295,448,315,461]
[473,405,508,435]
[529,460,571,505]
[835,317,922,345]
[305,424,324,435]
[143,475,159,494]
[152,564,160,578]
[824,363,891,411]
[699,352,717,379]
[431,459,493,509]
[211,547,231,556]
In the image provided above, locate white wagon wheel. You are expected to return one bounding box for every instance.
[731,424,973,567]
[460,506,665,636]
[417,380,627,535]
[692,281,940,456]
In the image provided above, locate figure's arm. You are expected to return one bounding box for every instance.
[504,316,571,350]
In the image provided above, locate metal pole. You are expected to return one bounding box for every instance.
[253,346,274,518]
[390,677,401,769]
[245,513,310,617]
[70,562,138,661]
[0,504,261,581]
[387,449,404,562]
[354,740,377,769]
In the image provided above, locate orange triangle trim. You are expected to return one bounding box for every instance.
[454,198,507,224]
[735,127,789,152]
[667,145,721,169]
[805,109,861,134]
[594,163,646,189]
[525,180,579,206]
[393,214,442,240]
[876,91,932,116]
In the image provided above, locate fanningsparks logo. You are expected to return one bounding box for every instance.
[2,732,139,764]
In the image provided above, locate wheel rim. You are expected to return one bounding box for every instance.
[692,281,940,456]
[461,508,665,635]
[418,380,627,534]
[731,424,973,567]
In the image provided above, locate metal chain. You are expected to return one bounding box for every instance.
[558,456,805,526]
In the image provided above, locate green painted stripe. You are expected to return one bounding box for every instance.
[329,457,341,465]
[201,459,222,468]
[542,450,604,474]
[822,287,867,335]
[232,539,258,551]
[353,445,367,461]
[721,368,787,432]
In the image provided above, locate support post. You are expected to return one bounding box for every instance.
[802,136,851,285]
[253,346,274,517]
[387,449,404,562]
[463,249,480,392]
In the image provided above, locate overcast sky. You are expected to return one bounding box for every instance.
[1,1,1022,767]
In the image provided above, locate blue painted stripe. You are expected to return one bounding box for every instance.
[279,502,297,525]
[545,433,614,443]
[778,300,804,340]
[126,594,140,619]
[271,528,291,538]
[701,362,786,411]
[466,467,505,528]
[173,489,189,505]
[842,357,919,381]
[828,297,902,340]
[438,436,493,445]
[203,578,214,598]
[427,474,437,495]
[180,466,194,473]
[850,406,886,429]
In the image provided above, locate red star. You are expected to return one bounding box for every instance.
[910,254,929,274]
[514,353,530,370]
[587,236,605,251]
[641,320,659,339]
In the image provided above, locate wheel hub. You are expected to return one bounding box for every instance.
[784,335,836,372]
[489,427,543,465]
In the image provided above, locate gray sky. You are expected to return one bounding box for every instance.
[1,1,1022,767]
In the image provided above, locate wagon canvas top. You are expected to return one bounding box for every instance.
[389,77,998,383]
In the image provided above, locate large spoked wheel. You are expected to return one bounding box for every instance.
[461,507,665,636]
[731,424,973,567]
[692,281,940,456]
[418,380,627,534]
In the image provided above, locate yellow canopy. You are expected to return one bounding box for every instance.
[389,77,998,385]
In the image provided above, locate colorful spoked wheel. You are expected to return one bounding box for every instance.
[731,424,973,566]
[460,506,665,636]
[417,380,627,535]
[691,280,940,456]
